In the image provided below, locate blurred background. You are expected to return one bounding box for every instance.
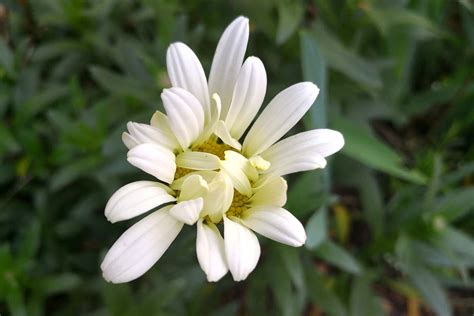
[1,0,474,315]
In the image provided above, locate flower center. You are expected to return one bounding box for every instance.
[194,138,233,160]
[175,138,236,180]
[174,167,193,180]
[226,190,249,218]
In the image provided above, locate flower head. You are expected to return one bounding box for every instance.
[101,16,344,283]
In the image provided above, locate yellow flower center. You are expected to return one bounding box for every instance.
[226,190,249,218]
[194,138,233,160]
[175,138,235,180]
[174,167,193,180]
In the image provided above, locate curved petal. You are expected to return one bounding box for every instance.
[166,42,211,122]
[101,206,183,283]
[241,206,306,247]
[170,170,218,191]
[178,174,209,201]
[214,120,242,151]
[208,16,249,119]
[260,129,344,176]
[220,159,252,197]
[224,151,258,182]
[176,151,220,170]
[127,143,176,183]
[196,220,228,282]
[122,132,138,149]
[225,56,267,140]
[150,111,175,134]
[249,176,287,207]
[161,87,205,149]
[169,198,203,225]
[202,172,234,223]
[224,216,261,281]
[105,181,175,223]
[243,82,319,156]
[125,122,179,150]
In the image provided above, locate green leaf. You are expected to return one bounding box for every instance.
[0,39,14,76]
[286,171,327,218]
[307,271,347,316]
[17,221,41,268]
[0,124,21,156]
[89,66,157,103]
[38,274,80,295]
[275,0,303,44]
[49,156,101,191]
[314,240,361,274]
[363,5,443,39]
[350,275,385,316]
[333,117,426,184]
[300,30,327,128]
[435,227,474,263]
[31,40,84,62]
[312,23,382,89]
[305,207,327,249]
[408,267,452,316]
[431,187,474,222]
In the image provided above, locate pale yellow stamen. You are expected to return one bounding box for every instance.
[226,190,249,218]
[195,139,233,160]
[174,167,193,180]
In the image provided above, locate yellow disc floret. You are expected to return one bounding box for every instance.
[226,190,249,218]
[194,138,233,160]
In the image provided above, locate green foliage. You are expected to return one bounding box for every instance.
[1,0,473,315]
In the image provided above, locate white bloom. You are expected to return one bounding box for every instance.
[101,16,345,284]
[121,16,344,184]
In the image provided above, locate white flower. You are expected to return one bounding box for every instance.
[122,16,343,183]
[101,16,345,284]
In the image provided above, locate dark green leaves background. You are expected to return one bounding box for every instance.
[1,0,473,315]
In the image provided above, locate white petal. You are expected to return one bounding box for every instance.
[224,216,261,281]
[161,87,204,149]
[126,122,179,150]
[178,174,209,201]
[170,171,218,191]
[241,206,306,247]
[249,156,271,171]
[150,111,174,133]
[249,176,287,207]
[122,132,138,150]
[208,17,249,119]
[149,111,180,147]
[214,120,242,151]
[224,151,258,182]
[166,42,211,122]
[263,152,326,177]
[176,151,220,170]
[194,93,222,145]
[225,56,267,140]
[127,143,176,183]
[260,129,344,176]
[196,220,228,282]
[202,172,233,223]
[220,158,252,197]
[169,198,203,225]
[243,82,320,156]
[105,181,176,223]
[101,206,183,283]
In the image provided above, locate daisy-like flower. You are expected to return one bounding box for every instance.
[101,16,344,283]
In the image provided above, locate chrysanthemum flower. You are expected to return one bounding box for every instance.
[101,16,344,284]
